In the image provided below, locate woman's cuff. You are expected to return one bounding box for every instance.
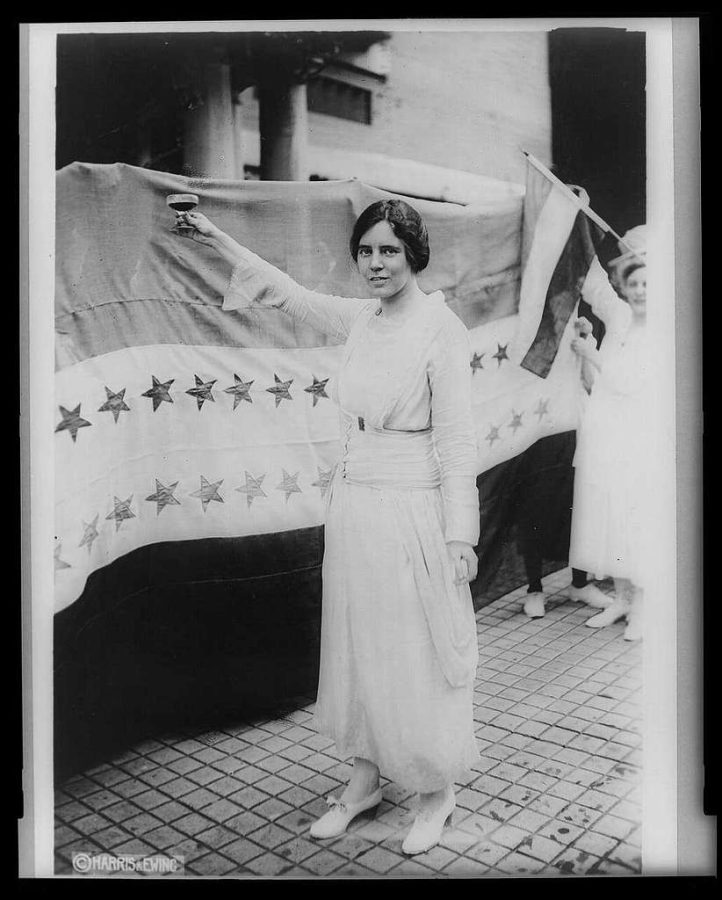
[443,496,480,546]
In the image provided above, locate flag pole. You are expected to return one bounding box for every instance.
[522,150,638,255]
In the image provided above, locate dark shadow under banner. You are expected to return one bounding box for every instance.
[54,430,577,780]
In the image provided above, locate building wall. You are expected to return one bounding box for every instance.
[240,30,551,186]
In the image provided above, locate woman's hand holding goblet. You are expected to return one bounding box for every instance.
[173,210,221,246]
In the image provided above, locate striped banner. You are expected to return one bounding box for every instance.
[53,162,548,613]
[53,162,597,772]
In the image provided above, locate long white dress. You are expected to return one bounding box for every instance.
[569,259,650,587]
[224,250,480,793]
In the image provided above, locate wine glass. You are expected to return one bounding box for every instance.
[167,193,200,234]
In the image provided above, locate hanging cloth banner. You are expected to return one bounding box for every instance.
[54,162,586,613]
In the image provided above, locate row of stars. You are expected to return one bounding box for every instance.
[55,396,553,571]
[54,467,335,570]
[55,373,331,442]
[56,344,512,443]
[483,398,551,446]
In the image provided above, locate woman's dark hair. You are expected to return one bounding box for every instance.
[350,199,430,273]
[621,260,646,283]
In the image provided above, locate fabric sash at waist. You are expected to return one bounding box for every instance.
[340,422,441,491]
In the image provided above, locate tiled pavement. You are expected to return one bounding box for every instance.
[54,568,643,878]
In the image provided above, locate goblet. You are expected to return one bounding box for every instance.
[167,193,200,234]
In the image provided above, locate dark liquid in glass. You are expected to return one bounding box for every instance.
[169,201,196,212]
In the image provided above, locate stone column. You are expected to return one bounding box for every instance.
[258,81,309,181]
[183,60,236,179]
[231,90,245,180]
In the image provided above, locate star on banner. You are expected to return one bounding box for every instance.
[276,469,302,502]
[224,374,254,410]
[485,425,501,447]
[509,410,524,434]
[78,515,100,553]
[470,352,485,375]
[304,375,330,407]
[145,479,181,515]
[492,343,510,367]
[106,495,136,531]
[186,375,217,410]
[55,404,92,442]
[142,376,174,411]
[535,398,550,421]
[311,466,334,499]
[190,476,224,512]
[54,543,71,571]
[235,471,267,508]
[98,386,130,423]
[266,374,294,407]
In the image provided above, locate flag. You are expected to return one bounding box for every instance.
[515,154,606,378]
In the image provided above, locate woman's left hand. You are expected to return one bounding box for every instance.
[447,541,478,585]
[570,336,598,361]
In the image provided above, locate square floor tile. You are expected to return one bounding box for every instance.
[173,812,216,837]
[132,789,170,812]
[123,812,164,837]
[187,852,238,876]
[218,837,265,866]
[493,850,550,875]
[298,849,346,875]
[143,824,186,851]
[166,757,204,777]
[550,846,604,875]
[90,825,133,850]
[537,818,584,846]
[247,822,295,850]
[574,829,619,859]
[272,808,315,837]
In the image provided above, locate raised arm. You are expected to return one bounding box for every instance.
[581,256,631,333]
[428,314,481,579]
[176,211,370,342]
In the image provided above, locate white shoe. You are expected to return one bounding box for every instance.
[585,600,630,629]
[623,618,643,641]
[309,787,383,839]
[568,583,614,609]
[401,787,456,855]
[523,592,546,618]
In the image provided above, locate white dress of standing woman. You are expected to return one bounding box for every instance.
[174,198,481,855]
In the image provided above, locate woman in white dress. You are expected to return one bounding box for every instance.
[569,255,649,641]
[174,199,481,855]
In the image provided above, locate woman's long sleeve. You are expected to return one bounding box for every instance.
[428,316,481,546]
[581,256,630,335]
[222,244,370,342]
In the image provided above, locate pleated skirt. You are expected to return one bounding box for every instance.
[312,426,479,793]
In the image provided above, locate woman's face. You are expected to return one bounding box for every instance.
[356,221,414,299]
[623,266,647,318]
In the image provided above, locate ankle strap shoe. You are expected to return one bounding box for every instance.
[309,787,384,839]
[401,788,456,855]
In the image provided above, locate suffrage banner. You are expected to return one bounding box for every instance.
[52,161,602,773]
[54,162,586,615]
